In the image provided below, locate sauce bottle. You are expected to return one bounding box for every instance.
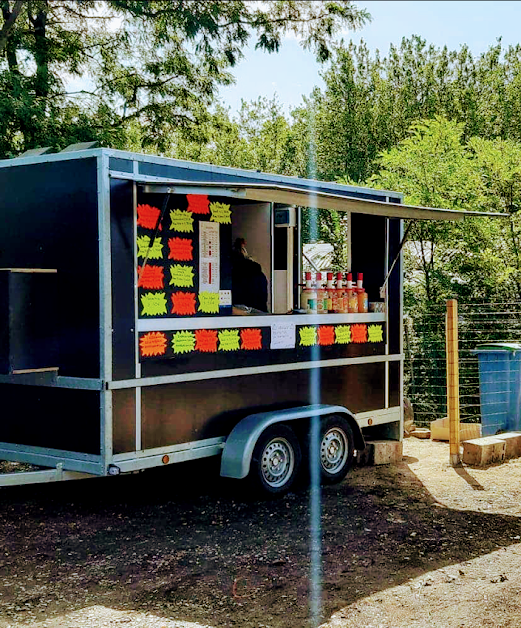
[346,272,358,313]
[357,272,369,313]
[335,272,345,313]
[326,272,336,312]
[301,272,317,313]
[316,273,327,314]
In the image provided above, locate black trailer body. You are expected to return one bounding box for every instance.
[0,149,471,489]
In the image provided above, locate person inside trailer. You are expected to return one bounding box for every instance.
[231,237,269,313]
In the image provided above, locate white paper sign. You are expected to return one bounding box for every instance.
[199,221,220,292]
[270,321,296,350]
[219,290,232,306]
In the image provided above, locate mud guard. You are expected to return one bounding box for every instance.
[220,404,364,479]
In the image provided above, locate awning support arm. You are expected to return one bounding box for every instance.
[380,220,414,299]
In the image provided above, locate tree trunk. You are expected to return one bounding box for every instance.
[0,0,23,57]
[32,2,50,99]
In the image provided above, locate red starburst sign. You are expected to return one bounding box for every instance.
[351,324,368,344]
[171,291,197,316]
[139,332,167,357]
[137,204,163,230]
[137,265,164,289]
[195,329,219,353]
[186,194,210,215]
[168,237,194,261]
[240,328,262,350]
[317,325,335,346]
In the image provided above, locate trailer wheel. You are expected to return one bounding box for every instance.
[308,415,354,485]
[249,425,301,496]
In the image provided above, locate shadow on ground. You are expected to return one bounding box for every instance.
[0,456,520,627]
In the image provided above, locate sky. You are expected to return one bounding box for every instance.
[219,1,521,114]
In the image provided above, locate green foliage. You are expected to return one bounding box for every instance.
[305,36,521,185]
[0,0,369,157]
[370,117,521,309]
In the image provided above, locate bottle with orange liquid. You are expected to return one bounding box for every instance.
[316,272,327,313]
[335,272,346,313]
[346,272,358,313]
[326,272,337,312]
[356,272,369,313]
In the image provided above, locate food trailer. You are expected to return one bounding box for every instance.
[0,147,472,494]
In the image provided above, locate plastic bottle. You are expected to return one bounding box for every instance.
[346,272,358,313]
[357,272,369,313]
[326,272,336,312]
[301,272,317,313]
[335,272,345,313]
[316,272,327,314]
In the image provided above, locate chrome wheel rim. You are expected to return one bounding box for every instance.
[261,438,295,488]
[320,428,348,474]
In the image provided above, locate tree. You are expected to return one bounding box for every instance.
[470,137,521,300]
[304,36,521,187]
[369,117,508,306]
[0,0,370,157]
[170,96,295,174]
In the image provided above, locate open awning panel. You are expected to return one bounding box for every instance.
[133,180,505,221]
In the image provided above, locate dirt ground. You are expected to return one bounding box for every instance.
[1,438,521,628]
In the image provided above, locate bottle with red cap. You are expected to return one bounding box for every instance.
[326,272,337,312]
[316,272,327,313]
[357,272,369,313]
[335,272,346,313]
[346,272,358,313]
[301,272,317,313]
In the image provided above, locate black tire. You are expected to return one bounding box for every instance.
[307,415,354,485]
[249,424,302,496]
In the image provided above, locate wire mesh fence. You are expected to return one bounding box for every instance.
[404,301,521,428]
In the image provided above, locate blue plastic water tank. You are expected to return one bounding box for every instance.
[472,343,521,436]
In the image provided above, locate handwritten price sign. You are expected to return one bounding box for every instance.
[169,264,194,288]
[169,209,194,233]
[139,332,167,357]
[171,292,197,316]
[218,329,240,351]
[140,292,167,316]
[187,194,210,215]
[168,237,193,261]
[137,235,163,260]
[137,204,162,230]
[198,291,220,314]
[334,325,352,345]
[172,330,196,354]
[367,324,384,343]
[299,326,317,347]
[210,201,232,224]
[195,329,219,353]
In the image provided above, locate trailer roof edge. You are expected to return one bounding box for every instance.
[0,147,401,202]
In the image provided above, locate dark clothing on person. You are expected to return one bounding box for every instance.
[231,250,269,312]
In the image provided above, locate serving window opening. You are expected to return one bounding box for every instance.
[135,188,389,369]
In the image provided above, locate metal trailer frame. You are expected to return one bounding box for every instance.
[0,148,480,488]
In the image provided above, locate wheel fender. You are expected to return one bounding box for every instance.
[220,404,364,479]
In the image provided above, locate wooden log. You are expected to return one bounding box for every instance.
[462,437,506,466]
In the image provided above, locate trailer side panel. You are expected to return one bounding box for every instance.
[0,385,101,453]
[140,363,385,449]
[0,158,100,378]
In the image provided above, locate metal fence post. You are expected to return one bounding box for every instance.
[446,299,460,466]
